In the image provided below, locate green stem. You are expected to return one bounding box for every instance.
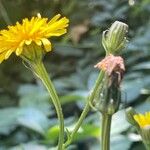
[101,114,112,150]
[143,141,150,150]
[64,71,105,148]
[32,61,64,150]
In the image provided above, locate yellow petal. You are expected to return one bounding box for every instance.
[45,29,67,37]
[48,14,61,25]
[0,14,69,63]
[5,50,13,59]
[37,13,41,18]
[41,38,51,52]
[35,39,42,46]
[25,40,32,45]
[16,47,23,56]
[134,112,150,128]
[0,53,5,63]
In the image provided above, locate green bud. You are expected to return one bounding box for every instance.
[102,21,128,54]
[21,42,45,64]
[107,99,117,115]
[95,75,121,115]
[125,107,138,126]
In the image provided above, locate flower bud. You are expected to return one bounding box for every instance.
[94,77,121,115]
[125,107,138,126]
[102,21,128,54]
[126,110,150,150]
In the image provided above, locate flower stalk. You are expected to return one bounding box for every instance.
[101,114,112,150]
[0,13,69,149]
[94,55,125,150]
[64,21,128,149]
[31,61,64,150]
[64,70,105,148]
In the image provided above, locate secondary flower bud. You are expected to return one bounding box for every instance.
[135,112,150,149]
[126,110,150,150]
[125,107,138,126]
[102,21,128,54]
[134,112,150,129]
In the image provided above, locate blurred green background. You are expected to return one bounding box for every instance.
[0,0,150,149]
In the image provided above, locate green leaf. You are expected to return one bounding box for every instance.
[45,126,59,143]
[111,135,132,150]
[18,84,51,115]
[111,110,130,135]
[135,100,150,113]
[132,62,150,70]
[17,108,50,135]
[0,108,19,135]
[60,93,84,105]
[122,79,144,103]
[9,143,48,150]
[89,135,132,150]
[54,44,83,57]
[66,123,100,142]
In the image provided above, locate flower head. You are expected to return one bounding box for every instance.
[134,112,150,128]
[0,14,69,63]
[94,54,125,78]
[126,109,150,148]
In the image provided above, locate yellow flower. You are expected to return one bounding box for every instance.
[0,13,69,63]
[134,112,150,128]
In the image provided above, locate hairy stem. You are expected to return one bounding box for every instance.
[64,71,105,148]
[32,61,64,150]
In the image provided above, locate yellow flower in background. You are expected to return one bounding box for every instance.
[0,14,69,63]
[134,112,150,128]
